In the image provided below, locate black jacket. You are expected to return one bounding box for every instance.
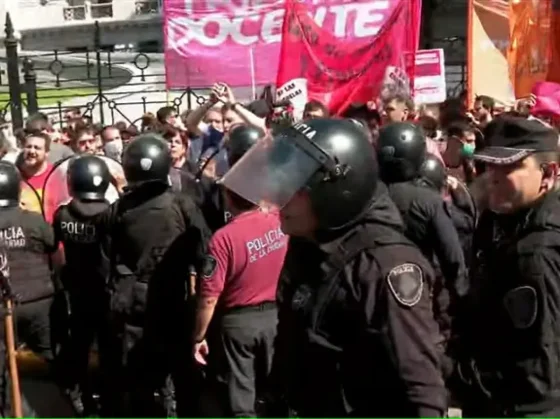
[97,182,211,325]
[273,185,446,417]
[53,199,110,296]
[458,190,560,416]
[387,181,468,303]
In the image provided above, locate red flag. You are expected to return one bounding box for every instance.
[276,0,421,116]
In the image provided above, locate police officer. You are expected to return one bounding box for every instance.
[0,238,33,418]
[0,161,57,361]
[220,119,446,417]
[377,123,467,338]
[192,124,281,417]
[417,153,477,267]
[97,133,211,416]
[52,155,113,415]
[452,116,560,417]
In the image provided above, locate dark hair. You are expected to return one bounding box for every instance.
[417,115,438,139]
[342,103,381,125]
[304,100,329,117]
[25,116,51,134]
[156,106,176,124]
[446,120,477,138]
[115,121,127,132]
[69,125,94,150]
[158,123,188,148]
[474,95,495,112]
[141,112,158,132]
[221,103,236,114]
[123,125,139,139]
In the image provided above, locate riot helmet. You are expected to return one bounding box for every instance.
[219,118,378,231]
[122,133,171,185]
[418,153,447,191]
[226,124,265,166]
[67,155,111,201]
[0,161,20,208]
[377,122,426,183]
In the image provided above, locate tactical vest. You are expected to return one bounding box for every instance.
[109,192,192,324]
[1,224,53,303]
[287,223,436,416]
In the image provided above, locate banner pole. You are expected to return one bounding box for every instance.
[249,47,257,100]
[467,0,474,108]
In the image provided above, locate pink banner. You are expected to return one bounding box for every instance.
[163,0,401,88]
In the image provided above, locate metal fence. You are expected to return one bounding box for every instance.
[1,15,208,129]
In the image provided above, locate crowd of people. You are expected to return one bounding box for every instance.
[0,78,558,419]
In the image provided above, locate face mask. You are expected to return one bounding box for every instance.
[104,140,123,161]
[461,143,476,158]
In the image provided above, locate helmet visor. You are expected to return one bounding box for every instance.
[219,132,322,210]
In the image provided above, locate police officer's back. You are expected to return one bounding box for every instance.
[453,116,560,417]
[98,133,210,416]
[0,161,56,360]
[377,123,468,322]
[417,153,477,272]
[54,155,111,297]
[52,155,112,413]
[221,119,446,417]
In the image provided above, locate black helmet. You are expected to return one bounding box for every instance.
[418,153,447,191]
[220,118,378,231]
[377,122,426,183]
[0,162,20,208]
[226,125,265,166]
[122,133,171,185]
[67,155,111,201]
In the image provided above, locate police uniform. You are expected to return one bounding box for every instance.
[53,198,111,410]
[378,123,468,345]
[453,116,560,417]
[98,134,211,416]
[0,206,56,360]
[274,190,446,416]
[218,119,447,417]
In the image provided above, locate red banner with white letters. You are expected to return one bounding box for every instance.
[276,0,421,115]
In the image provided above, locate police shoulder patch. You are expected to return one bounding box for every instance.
[386,263,424,307]
[201,255,217,279]
[503,285,538,329]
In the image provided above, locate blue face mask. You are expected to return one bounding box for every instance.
[461,143,476,158]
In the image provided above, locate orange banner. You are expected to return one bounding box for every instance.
[468,0,515,106]
[507,0,560,98]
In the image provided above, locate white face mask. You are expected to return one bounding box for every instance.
[104,140,123,161]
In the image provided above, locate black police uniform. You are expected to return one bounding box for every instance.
[456,192,560,416]
[275,189,447,417]
[97,134,211,417]
[220,119,447,417]
[52,155,113,414]
[378,123,468,340]
[452,116,560,417]
[416,154,477,331]
[0,162,56,362]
